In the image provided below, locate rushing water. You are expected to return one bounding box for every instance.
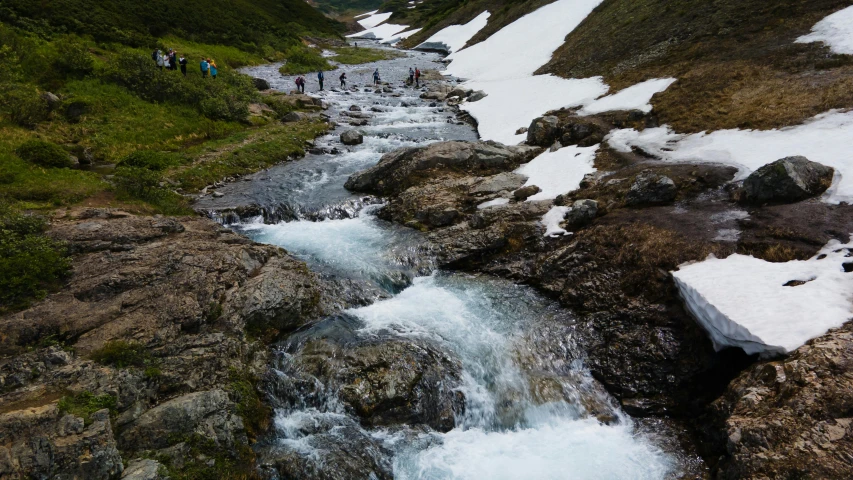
[214,42,685,479]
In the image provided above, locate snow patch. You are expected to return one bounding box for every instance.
[673,236,853,356]
[416,11,491,54]
[796,5,853,54]
[579,78,677,116]
[357,11,393,29]
[541,206,572,237]
[477,198,510,209]
[605,110,853,204]
[381,28,422,45]
[515,145,599,201]
[348,23,411,42]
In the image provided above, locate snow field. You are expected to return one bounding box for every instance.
[672,236,853,356]
[796,5,853,54]
[416,11,491,54]
[357,11,393,29]
[605,110,853,204]
[348,23,411,42]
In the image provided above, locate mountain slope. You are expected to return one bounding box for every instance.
[310,0,385,15]
[0,0,343,50]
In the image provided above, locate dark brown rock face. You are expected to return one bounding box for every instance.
[742,156,834,204]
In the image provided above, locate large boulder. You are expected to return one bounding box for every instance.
[565,199,598,226]
[345,141,540,196]
[119,389,245,451]
[340,130,364,146]
[268,321,465,432]
[742,156,834,204]
[252,78,271,91]
[526,116,560,147]
[709,322,853,478]
[625,170,677,206]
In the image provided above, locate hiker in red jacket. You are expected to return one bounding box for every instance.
[295,76,305,93]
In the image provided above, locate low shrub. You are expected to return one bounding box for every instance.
[15,140,73,168]
[1,85,49,128]
[58,391,117,425]
[90,340,151,368]
[55,39,95,76]
[279,45,334,75]
[118,150,177,171]
[0,204,71,312]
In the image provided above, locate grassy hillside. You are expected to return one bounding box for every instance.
[0,0,343,51]
[311,0,385,16]
[539,0,853,132]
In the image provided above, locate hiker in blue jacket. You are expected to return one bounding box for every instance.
[318,70,325,91]
[200,58,209,78]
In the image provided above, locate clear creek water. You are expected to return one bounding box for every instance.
[211,43,688,479]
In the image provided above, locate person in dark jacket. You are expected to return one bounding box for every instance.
[340,71,347,89]
[318,70,325,91]
[373,68,380,85]
[179,55,187,76]
[295,76,305,93]
[415,68,421,88]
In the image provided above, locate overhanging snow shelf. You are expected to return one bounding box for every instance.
[673,236,853,357]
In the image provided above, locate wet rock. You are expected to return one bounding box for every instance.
[119,389,245,451]
[0,404,123,480]
[345,140,541,196]
[252,78,271,91]
[526,116,560,147]
[447,87,471,99]
[513,185,541,201]
[348,105,362,112]
[709,322,853,479]
[269,322,465,432]
[625,170,677,206]
[565,199,598,226]
[256,419,393,480]
[121,458,167,479]
[340,130,364,146]
[348,118,368,127]
[741,156,834,204]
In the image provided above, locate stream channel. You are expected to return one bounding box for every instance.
[198,43,693,479]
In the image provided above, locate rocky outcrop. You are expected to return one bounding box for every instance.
[345,140,540,196]
[625,170,677,206]
[121,459,166,479]
[708,322,853,479]
[252,78,271,91]
[565,199,598,226]
[119,389,245,451]
[741,156,834,204]
[0,209,333,479]
[526,116,561,147]
[0,405,123,480]
[512,185,541,201]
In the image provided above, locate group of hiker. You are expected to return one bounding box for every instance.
[152,49,218,79]
[294,66,421,93]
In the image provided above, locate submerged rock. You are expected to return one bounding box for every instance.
[741,156,834,204]
[269,320,465,432]
[340,130,364,145]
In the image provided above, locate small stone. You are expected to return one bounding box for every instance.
[625,171,677,206]
[565,199,598,226]
[513,185,542,201]
[349,105,362,112]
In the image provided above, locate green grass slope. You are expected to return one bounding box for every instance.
[311,0,385,16]
[0,0,343,51]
